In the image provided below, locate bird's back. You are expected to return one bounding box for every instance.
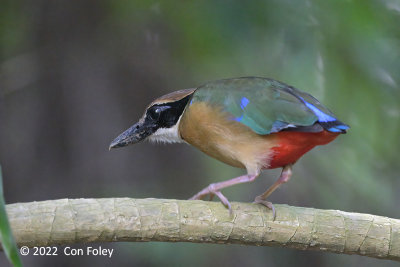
[190,77,349,135]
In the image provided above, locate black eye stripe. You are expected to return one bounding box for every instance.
[147,105,171,120]
[146,94,192,128]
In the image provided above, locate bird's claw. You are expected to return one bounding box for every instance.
[254,196,276,220]
[189,188,232,215]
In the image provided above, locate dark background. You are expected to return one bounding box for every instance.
[1,1,399,266]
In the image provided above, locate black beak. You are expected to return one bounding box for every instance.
[109,120,155,149]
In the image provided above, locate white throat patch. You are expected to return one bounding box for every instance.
[146,116,184,144]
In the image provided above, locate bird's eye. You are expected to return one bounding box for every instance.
[148,108,161,120]
[148,105,171,121]
[148,107,166,120]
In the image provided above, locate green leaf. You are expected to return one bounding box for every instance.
[0,166,22,267]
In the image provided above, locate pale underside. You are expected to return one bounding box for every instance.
[179,101,279,175]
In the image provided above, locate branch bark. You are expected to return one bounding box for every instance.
[4,198,400,261]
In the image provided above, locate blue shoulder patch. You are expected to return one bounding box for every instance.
[240,97,250,110]
[234,97,250,122]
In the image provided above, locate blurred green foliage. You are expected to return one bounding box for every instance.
[0,0,399,266]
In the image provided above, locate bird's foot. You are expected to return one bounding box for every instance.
[254,196,276,220]
[189,185,233,215]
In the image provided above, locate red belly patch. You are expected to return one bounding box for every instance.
[267,130,340,169]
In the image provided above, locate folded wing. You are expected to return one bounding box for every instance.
[191,77,349,135]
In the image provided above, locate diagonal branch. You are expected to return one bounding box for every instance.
[3,198,400,261]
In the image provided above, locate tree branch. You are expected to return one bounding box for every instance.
[4,198,400,261]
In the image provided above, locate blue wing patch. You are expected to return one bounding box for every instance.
[240,97,250,110]
[295,96,350,133]
[235,97,250,122]
[234,114,243,122]
[328,127,342,133]
[304,102,336,122]
[328,124,350,132]
[335,124,349,130]
[297,96,336,122]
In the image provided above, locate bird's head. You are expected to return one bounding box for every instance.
[109,88,195,149]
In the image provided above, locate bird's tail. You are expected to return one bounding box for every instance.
[319,120,350,133]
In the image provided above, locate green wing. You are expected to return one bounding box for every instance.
[190,77,338,135]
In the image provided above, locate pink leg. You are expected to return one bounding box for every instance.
[254,165,293,219]
[190,173,258,213]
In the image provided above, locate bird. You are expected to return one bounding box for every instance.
[109,77,349,218]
